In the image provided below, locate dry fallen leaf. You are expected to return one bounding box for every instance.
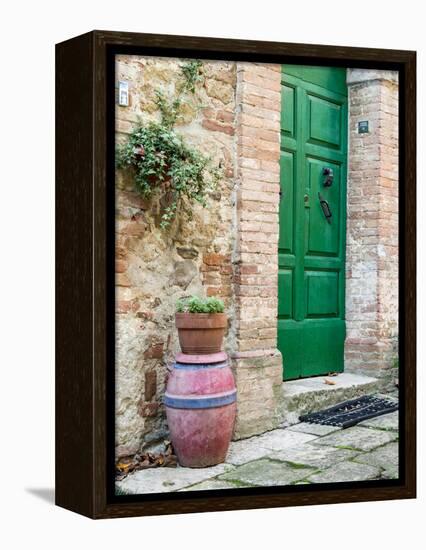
[163,455,178,467]
[137,458,152,470]
[116,460,133,472]
[115,443,178,480]
[324,378,336,385]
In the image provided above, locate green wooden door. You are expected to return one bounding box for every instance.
[278,65,348,380]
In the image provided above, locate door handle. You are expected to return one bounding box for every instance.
[318,192,332,224]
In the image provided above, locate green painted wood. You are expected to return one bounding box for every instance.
[278,66,347,380]
[283,65,348,96]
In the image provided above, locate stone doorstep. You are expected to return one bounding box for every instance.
[278,372,380,427]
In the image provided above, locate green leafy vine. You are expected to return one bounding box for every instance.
[116,60,222,229]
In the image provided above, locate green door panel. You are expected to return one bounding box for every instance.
[308,95,342,147]
[281,84,296,136]
[277,319,345,379]
[305,158,341,256]
[282,65,348,96]
[305,271,339,317]
[279,151,295,253]
[278,66,347,380]
[278,269,293,318]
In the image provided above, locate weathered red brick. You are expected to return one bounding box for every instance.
[137,310,155,321]
[116,273,131,287]
[202,107,215,118]
[138,402,159,418]
[202,119,234,135]
[144,371,157,401]
[120,221,146,237]
[115,246,127,260]
[206,286,231,297]
[216,109,234,123]
[203,253,230,266]
[239,264,259,275]
[115,259,128,273]
[144,342,164,359]
[116,299,139,314]
[220,264,233,275]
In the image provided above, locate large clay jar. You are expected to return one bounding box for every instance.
[165,352,236,468]
[175,313,227,355]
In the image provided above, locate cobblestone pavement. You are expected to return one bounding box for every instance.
[116,407,399,495]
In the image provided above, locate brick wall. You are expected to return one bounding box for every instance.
[231,63,283,438]
[345,69,399,385]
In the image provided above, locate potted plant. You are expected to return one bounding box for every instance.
[175,295,227,355]
[167,294,235,467]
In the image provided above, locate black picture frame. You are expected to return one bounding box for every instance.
[55,30,416,519]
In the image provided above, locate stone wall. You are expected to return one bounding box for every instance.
[115,55,238,457]
[345,69,399,385]
[114,56,284,456]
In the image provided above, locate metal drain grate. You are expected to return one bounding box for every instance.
[300,395,398,429]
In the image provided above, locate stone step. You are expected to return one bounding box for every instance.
[278,372,380,427]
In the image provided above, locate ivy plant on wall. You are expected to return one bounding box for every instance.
[116,61,222,229]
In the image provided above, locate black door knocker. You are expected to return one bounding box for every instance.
[322,167,334,187]
[318,192,332,224]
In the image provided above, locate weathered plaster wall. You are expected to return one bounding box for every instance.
[345,69,399,385]
[115,56,238,457]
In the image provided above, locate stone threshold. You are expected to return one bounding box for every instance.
[278,372,380,427]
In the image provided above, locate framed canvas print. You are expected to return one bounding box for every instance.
[55,30,416,519]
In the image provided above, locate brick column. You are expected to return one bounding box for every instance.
[231,63,283,439]
[345,69,399,385]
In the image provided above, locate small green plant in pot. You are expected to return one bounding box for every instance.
[175,296,227,355]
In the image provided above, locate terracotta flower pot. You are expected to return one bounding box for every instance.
[175,312,227,355]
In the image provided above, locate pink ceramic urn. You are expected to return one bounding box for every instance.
[165,351,237,468]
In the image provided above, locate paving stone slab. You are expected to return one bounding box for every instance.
[353,441,399,476]
[256,429,317,451]
[312,425,397,452]
[225,438,271,466]
[358,411,399,431]
[225,429,316,466]
[288,422,342,437]
[271,444,358,470]
[116,463,234,494]
[219,458,315,487]
[382,466,399,479]
[306,461,381,483]
[179,479,246,491]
